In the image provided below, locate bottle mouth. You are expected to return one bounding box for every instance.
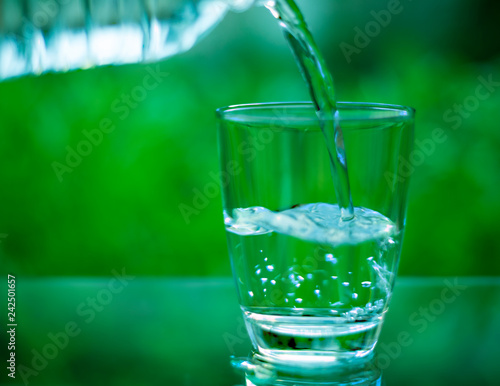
[228,0,264,12]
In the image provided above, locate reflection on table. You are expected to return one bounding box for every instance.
[2,277,499,385]
[231,353,382,385]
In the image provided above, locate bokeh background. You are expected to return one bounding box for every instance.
[1,0,499,278]
[0,0,499,385]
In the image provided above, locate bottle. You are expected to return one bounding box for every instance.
[0,0,258,80]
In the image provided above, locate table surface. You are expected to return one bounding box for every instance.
[2,277,500,386]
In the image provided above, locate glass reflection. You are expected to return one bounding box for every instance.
[231,352,383,385]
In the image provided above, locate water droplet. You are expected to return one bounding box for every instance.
[270,280,276,285]
[260,250,263,253]
[248,291,254,297]
[296,298,303,304]
[255,269,261,275]
[342,282,349,287]
[266,265,274,272]
[367,256,374,261]
[297,275,304,282]
[352,293,358,299]
[314,289,320,296]
[264,257,268,262]
[361,281,372,288]
[307,273,313,279]
[331,276,338,280]
[261,278,268,284]
[263,289,267,293]
[325,253,337,263]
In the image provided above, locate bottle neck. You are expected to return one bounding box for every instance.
[0,0,260,80]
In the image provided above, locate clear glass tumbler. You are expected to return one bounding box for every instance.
[217,102,414,365]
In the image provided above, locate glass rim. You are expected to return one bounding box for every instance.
[216,101,415,124]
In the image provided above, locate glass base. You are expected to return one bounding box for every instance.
[243,308,384,366]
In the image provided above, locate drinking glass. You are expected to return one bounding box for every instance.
[217,102,414,365]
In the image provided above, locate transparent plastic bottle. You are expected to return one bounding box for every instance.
[0,0,257,80]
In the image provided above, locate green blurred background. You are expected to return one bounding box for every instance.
[0,0,499,278]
